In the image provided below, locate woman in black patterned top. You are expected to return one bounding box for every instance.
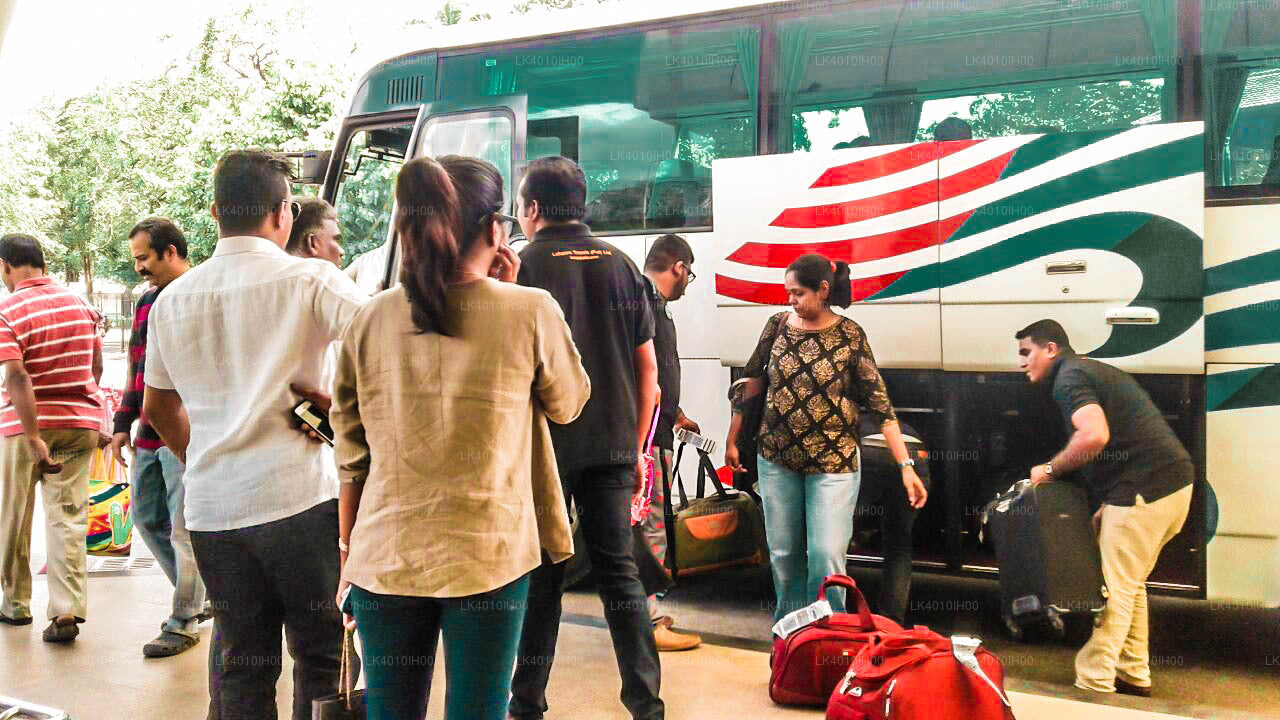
[725,254,927,622]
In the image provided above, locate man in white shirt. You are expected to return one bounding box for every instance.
[143,150,367,720]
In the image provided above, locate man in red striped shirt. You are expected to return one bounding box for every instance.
[0,233,104,643]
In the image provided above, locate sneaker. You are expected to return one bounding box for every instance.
[654,624,701,651]
[42,616,79,643]
[143,630,199,658]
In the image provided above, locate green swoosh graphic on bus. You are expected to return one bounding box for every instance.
[994,128,1129,182]
[946,133,1202,243]
[1206,302,1280,352]
[882,213,1203,358]
[1207,364,1280,412]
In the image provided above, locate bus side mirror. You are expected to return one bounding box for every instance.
[293,150,332,186]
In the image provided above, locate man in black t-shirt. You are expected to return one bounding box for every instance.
[510,157,664,720]
[1016,319,1193,699]
[639,234,702,652]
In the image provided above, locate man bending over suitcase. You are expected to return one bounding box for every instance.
[1016,319,1193,698]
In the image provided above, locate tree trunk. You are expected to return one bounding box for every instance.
[82,253,94,299]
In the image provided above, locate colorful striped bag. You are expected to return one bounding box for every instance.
[87,388,133,556]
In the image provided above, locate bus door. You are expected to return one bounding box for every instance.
[383,96,528,289]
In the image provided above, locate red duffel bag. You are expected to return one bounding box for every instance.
[826,626,1015,720]
[769,575,903,706]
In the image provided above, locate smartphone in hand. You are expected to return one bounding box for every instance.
[293,400,335,446]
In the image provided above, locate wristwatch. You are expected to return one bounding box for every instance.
[1044,462,1054,477]
[897,458,915,469]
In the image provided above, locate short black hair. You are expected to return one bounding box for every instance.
[213,150,294,236]
[644,234,694,273]
[1015,319,1074,353]
[935,117,973,142]
[286,198,338,256]
[129,217,188,260]
[0,234,45,270]
[520,156,586,222]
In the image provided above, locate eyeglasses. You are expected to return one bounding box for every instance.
[683,263,696,284]
[286,200,301,221]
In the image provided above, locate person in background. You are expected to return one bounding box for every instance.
[143,150,367,720]
[510,156,663,720]
[0,234,104,643]
[639,233,701,652]
[108,217,210,658]
[332,155,588,720]
[287,197,344,268]
[1017,319,1193,698]
[933,117,973,142]
[725,254,927,623]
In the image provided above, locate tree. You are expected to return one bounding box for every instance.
[919,80,1164,141]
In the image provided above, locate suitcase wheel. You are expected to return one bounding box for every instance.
[1002,613,1025,641]
[1047,610,1066,639]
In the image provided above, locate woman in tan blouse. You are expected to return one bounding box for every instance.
[725,254,927,623]
[331,156,590,720]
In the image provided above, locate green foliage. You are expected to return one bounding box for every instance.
[919,80,1164,141]
[0,4,348,290]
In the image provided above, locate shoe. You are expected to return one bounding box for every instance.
[194,609,214,624]
[0,612,32,626]
[143,630,199,658]
[1115,678,1152,697]
[41,616,79,643]
[654,624,701,651]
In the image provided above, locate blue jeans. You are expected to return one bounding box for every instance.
[757,454,860,621]
[132,447,206,636]
[350,576,530,720]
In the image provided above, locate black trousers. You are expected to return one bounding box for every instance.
[191,500,343,720]
[510,464,664,720]
[857,478,917,625]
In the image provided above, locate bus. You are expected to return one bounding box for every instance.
[314,0,1280,608]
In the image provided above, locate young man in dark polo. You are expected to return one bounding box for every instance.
[639,233,702,652]
[1016,319,1193,698]
[510,156,663,720]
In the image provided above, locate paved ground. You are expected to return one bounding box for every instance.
[563,565,1280,720]
[0,571,1242,720]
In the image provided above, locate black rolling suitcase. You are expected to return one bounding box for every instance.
[986,479,1107,640]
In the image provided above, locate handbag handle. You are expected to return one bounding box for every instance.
[341,625,357,710]
[695,446,730,501]
[817,574,875,630]
[672,443,690,509]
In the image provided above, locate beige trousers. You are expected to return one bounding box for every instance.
[0,428,97,621]
[1075,483,1193,692]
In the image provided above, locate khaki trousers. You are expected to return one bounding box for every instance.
[1075,483,1193,692]
[0,428,97,621]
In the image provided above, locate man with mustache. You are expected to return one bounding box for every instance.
[109,217,208,657]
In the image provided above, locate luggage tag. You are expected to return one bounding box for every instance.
[771,599,832,639]
[951,635,1011,707]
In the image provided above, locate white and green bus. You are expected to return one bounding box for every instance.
[316,0,1280,607]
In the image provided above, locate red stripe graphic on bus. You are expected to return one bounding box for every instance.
[719,140,1020,303]
[716,270,907,305]
[726,213,972,269]
[809,140,981,188]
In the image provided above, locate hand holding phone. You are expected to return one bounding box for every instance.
[294,400,335,446]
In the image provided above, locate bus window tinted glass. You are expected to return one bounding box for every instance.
[334,124,411,269]
[1204,0,1280,186]
[419,113,514,211]
[440,23,759,233]
[776,0,1174,152]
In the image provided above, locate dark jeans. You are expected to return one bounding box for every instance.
[348,576,529,720]
[190,500,343,720]
[510,464,663,720]
[858,477,916,625]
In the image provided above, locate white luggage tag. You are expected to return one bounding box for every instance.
[771,599,832,639]
[951,635,1011,707]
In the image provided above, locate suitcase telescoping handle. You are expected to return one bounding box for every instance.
[817,575,876,629]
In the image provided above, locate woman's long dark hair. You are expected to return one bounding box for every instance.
[396,157,461,335]
[786,253,852,308]
[438,155,504,258]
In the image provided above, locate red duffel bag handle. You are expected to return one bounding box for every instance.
[817,574,876,630]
